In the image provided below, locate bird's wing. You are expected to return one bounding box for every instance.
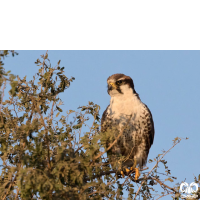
[125,103,154,167]
[136,103,155,167]
[143,104,155,148]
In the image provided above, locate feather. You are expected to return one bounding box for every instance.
[101,74,155,169]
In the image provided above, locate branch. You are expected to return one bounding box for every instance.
[85,167,148,182]
[0,80,6,115]
[148,139,181,177]
[134,139,182,200]
[2,175,16,200]
[156,191,174,200]
[122,167,149,187]
[2,183,12,200]
[152,177,176,192]
[75,145,83,154]
[50,100,55,122]
[15,189,19,200]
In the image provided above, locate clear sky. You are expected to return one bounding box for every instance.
[2,50,200,199]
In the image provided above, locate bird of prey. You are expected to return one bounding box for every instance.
[101,73,154,180]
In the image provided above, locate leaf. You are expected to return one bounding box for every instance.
[44,53,48,59]
[56,106,63,112]
[165,178,174,182]
[67,110,75,114]
[73,124,82,129]
[58,101,63,106]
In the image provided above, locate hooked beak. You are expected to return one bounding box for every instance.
[108,82,117,91]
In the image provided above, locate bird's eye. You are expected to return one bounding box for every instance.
[116,80,123,85]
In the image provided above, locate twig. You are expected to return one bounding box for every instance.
[156,191,174,200]
[2,182,12,200]
[2,175,16,200]
[134,139,181,200]
[152,177,176,192]
[88,190,98,196]
[75,145,83,154]
[15,189,19,200]
[0,80,6,114]
[50,100,55,122]
[149,139,181,178]
[122,172,133,187]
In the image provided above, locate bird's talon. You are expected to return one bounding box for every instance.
[125,168,130,173]
[134,168,140,180]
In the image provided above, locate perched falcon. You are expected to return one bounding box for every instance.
[101,73,154,180]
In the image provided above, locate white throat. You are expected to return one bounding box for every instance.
[109,85,142,117]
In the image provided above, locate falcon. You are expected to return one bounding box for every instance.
[101,73,155,180]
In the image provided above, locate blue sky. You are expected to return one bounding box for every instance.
[2,50,200,198]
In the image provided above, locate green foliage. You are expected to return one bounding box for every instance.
[0,51,193,200]
[0,52,117,199]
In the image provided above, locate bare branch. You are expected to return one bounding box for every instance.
[156,191,174,200]
[152,177,176,192]
[134,139,182,200]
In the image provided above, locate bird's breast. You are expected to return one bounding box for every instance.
[108,95,144,124]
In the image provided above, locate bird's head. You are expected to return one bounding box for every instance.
[107,73,136,97]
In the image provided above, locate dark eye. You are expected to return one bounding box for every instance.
[116,80,123,85]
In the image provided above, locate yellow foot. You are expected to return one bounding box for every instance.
[121,167,140,179]
[121,170,124,178]
[125,168,130,173]
[121,168,131,177]
[134,167,140,181]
